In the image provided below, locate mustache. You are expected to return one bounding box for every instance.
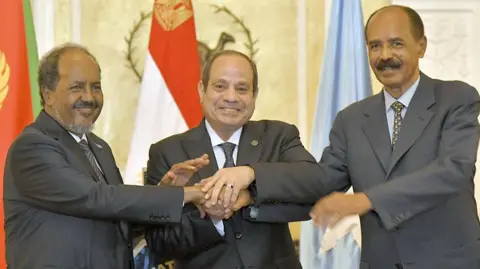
[376,59,402,70]
[73,100,99,109]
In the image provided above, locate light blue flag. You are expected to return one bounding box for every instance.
[299,0,372,268]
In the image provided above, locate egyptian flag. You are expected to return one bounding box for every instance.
[124,0,203,186]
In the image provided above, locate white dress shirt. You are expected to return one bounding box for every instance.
[383,77,420,141]
[69,132,87,143]
[205,120,243,236]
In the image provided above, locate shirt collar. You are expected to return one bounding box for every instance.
[205,120,242,147]
[384,76,420,112]
[69,132,87,143]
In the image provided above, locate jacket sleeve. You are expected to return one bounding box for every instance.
[242,203,312,223]
[10,132,184,225]
[144,142,224,259]
[144,204,225,260]
[252,122,351,204]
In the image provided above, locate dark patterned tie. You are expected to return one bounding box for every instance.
[391,101,405,147]
[78,139,106,182]
[219,142,244,237]
[220,142,236,168]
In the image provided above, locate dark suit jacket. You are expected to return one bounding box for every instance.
[144,120,318,269]
[3,111,185,269]
[253,74,480,269]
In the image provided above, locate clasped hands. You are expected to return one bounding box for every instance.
[160,154,256,220]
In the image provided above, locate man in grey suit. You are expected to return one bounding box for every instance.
[201,5,480,269]
[3,43,206,269]
[144,50,318,269]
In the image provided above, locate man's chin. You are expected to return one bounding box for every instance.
[66,123,94,135]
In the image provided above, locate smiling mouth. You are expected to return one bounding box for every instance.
[378,66,401,71]
[221,107,241,112]
[75,107,94,111]
[74,107,96,116]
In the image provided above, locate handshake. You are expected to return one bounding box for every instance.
[159,154,256,220]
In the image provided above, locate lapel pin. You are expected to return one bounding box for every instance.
[251,140,258,146]
[95,143,103,149]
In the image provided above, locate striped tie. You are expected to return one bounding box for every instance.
[78,139,106,182]
[391,101,405,147]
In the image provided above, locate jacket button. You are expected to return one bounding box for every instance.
[235,232,242,239]
[128,243,132,248]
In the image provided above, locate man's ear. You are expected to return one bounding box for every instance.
[197,81,205,103]
[418,36,427,58]
[42,87,54,106]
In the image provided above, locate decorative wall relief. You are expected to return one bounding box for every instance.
[124,5,259,82]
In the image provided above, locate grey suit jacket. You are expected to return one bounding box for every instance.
[3,111,185,269]
[144,120,317,269]
[253,74,480,269]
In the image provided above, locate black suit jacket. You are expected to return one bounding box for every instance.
[3,111,185,269]
[145,120,318,269]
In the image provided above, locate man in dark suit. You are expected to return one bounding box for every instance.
[3,43,206,269]
[144,50,319,269]
[202,6,480,269]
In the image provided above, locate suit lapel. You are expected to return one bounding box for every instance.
[64,135,102,183]
[362,93,392,172]
[87,134,122,185]
[387,74,435,177]
[237,122,262,166]
[35,111,129,243]
[87,132,129,243]
[37,112,102,183]
[181,121,218,185]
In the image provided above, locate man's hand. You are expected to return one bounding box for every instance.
[224,189,252,219]
[199,189,252,220]
[203,202,227,220]
[310,192,372,228]
[159,154,209,186]
[183,185,206,204]
[184,185,207,218]
[200,166,255,208]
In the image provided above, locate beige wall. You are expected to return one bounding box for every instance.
[53,0,390,241]
[290,0,391,240]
